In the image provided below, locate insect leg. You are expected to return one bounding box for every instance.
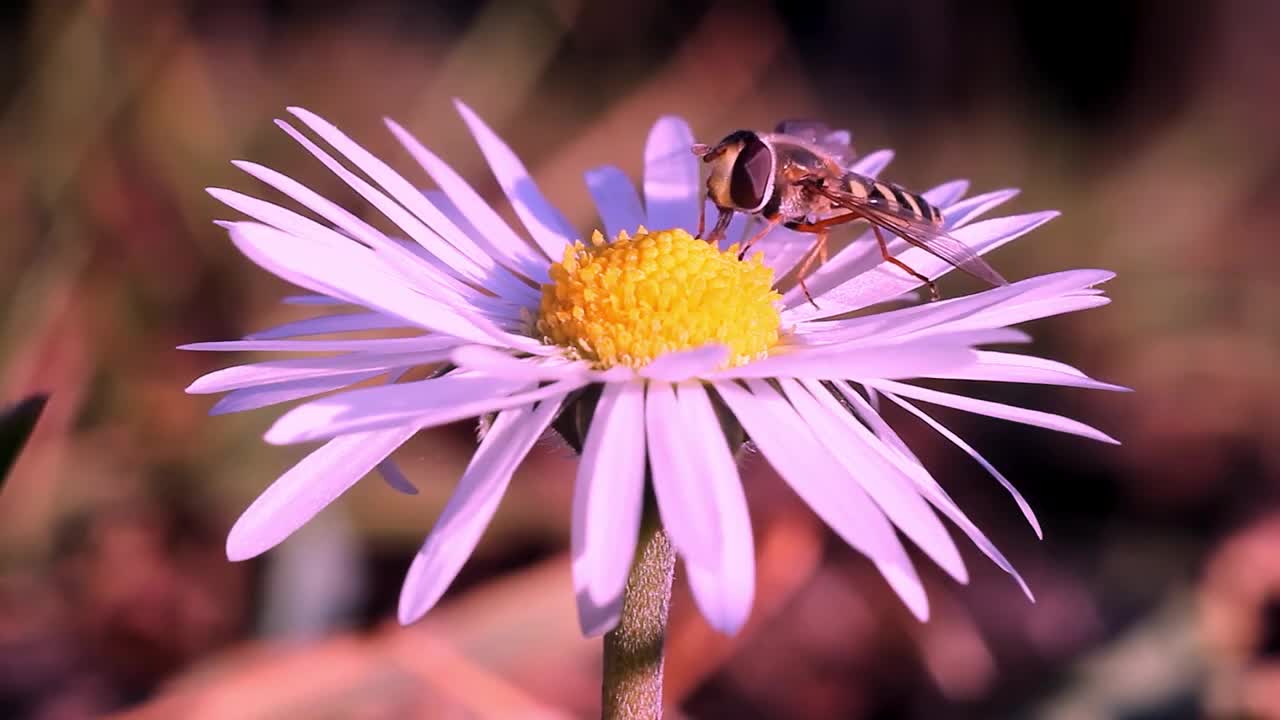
[873,225,939,301]
[705,207,734,246]
[738,215,782,259]
[793,230,829,308]
[696,197,706,239]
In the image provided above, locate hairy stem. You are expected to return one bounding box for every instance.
[601,497,675,719]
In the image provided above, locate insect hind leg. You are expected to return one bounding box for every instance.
[873,225,939,301]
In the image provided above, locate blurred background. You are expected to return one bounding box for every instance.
[1,1,1278,718]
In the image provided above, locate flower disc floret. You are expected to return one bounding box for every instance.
[537,227,781,368]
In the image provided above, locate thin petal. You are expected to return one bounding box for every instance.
[572,381,646,636]
[851,149,894,177]
[453,101,575,260]
[386,120,550,283]
[709,337,977,381]
[922,180,970,209]
[645,382,722,572]
[450,345,594,381]
[264,374,584,444]
[644,116,700,231]
[864,379,1119,444]
[378,459,418,495]
[678,382,755,634]
[246,312,409,340]
[714,379,929,620]
[784,211,1060,321]
[639,345,730,382]
[786,379,966,583]
[586,166,646,239]
[227,426,417,560]
[929,351,1130,392]
[181,336,454,354]
[397,397,561,624]
[186,350,447,394]
[883,392,1041,539]
[225,221,533,348]
[944,189,1021,229]
[209,372,384,415]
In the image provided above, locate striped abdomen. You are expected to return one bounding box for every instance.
[843,174,942,225]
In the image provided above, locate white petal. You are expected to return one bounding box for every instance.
[785,211,1060,321]
[386,120,550,283]
[639,345,730,382]
[572,381,647,636]
[181,336,455,354]
[644,116,700,231]
[282,294,345,306]
[453,101,575,260]
[209,372,384,415]
[378,458,418,495]
[851,149,894,177]
[645,382,722,572]
[678,382,755,635]
[450,345,593,381]
[187,350,447,394]
[246,312,409,340]
[586,166,646,239]
[929,351,1130,392]
[226,221,532,348]
[227,426,417,560]
[922,180,970,209]
[709,338,976,381]
[883,392,1041,539]
[785,379,966,583]
[398,397,561,624]
[280,110,501,287]
[714,379,929,620]
[944,189,1021,228]
[264,374,584,444]
[864,379,1119,444]
[841,385,1035,600]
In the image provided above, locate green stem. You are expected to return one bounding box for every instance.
[601,495,674,719]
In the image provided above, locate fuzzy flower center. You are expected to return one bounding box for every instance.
[536,227,781,368]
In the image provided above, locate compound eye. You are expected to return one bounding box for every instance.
[729,135,773,210]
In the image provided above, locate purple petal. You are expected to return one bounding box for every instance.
[929,351,1130,392]
[450,345,593,381]
[678,381,755,635]
[378,459,418,495]
[714,379,929,621]
[883,392,1041,539]
[209,372,385,416]
[786,379,966,583]
[572,381,646,636]
[645,382,723,572]
[225,222,531,348]
[227,426,418,560]
[186,350,449,394]
[585,166,646,240]
[710,338,976,381]
[851,149,894,177]
[246,312,409,340]
[944,189,1021,229]
[398,397,561,624]
[385,120,550,283]
[180,336,455,354]
[644,116,700,231]
[639,345,730,382]
[864,379,1119,444]
[264,374,584,444]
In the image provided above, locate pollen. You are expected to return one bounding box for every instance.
[537,227,782,369]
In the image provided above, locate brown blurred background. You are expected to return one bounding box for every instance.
[1,1,1278,718]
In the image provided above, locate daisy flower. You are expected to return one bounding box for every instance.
[184,102,1124,637]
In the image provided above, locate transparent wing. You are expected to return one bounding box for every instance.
[773,119,856,167]
[811,181,1009,288]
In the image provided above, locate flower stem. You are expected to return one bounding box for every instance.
[601,493,674,720]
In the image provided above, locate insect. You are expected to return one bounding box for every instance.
[691,120,1009,305]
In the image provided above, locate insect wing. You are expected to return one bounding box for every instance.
[815,182,1010,288]
[773,119,856,166]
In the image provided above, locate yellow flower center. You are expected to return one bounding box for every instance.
[537,227,781,368]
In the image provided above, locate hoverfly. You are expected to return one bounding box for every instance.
[692,120,1009,305]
